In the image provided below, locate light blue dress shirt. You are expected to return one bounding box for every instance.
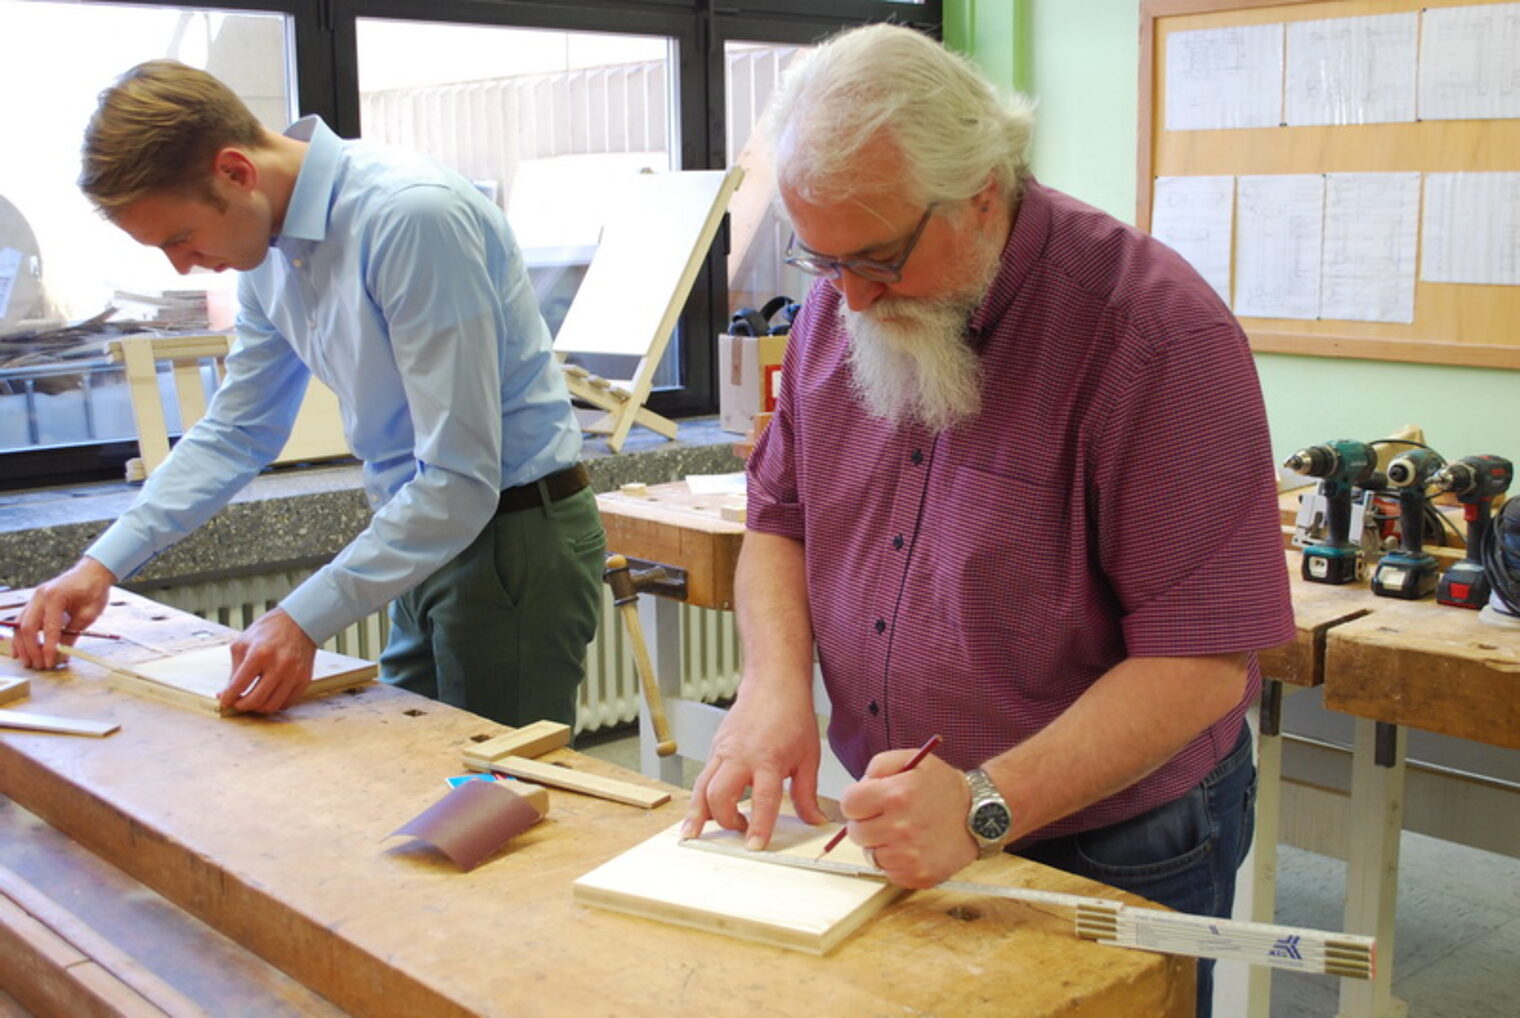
[88,117,582,643]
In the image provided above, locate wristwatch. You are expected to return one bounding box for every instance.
[964,768,1013,858]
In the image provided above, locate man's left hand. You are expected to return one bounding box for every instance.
[837,749,979,889]
[221,608,318,714]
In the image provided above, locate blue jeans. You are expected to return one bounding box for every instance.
[1019,724,1256,1018]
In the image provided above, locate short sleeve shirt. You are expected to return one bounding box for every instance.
[747,179,1295,840]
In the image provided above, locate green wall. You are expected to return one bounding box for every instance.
[946,0,1518,471]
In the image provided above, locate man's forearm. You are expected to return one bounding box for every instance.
[732,530,815,699]
[982,652,1249,842]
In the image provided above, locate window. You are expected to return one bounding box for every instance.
[357,19,679,385]
[0,0,294,484]
[0,1,941,490]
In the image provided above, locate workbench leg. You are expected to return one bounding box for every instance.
[1337,719,1409,1018]
[637,595,685,787]
[1242,682,1283,1018]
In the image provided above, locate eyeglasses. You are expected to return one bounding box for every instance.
[783,206,935,284]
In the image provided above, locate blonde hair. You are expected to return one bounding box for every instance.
[80,60,266,213]
[766,24,1035,208]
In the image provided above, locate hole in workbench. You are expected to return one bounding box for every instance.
[403,708,426,717]
[946,905,982,921]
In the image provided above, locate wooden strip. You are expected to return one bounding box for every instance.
[461,720,572,768]
[0,892,170,1018]
[0,709,119,738]
[0,675,27,707]
[485,756,670,809]
[0,864,207,1017]
[102,671,222,718]
[117,337,171,476]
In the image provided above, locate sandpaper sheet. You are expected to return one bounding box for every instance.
[389,780,542,872]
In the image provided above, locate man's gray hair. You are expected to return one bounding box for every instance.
[766,23,1035,207]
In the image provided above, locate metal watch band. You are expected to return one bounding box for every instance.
[965,767,1012,858]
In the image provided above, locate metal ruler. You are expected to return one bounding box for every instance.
[680,838,1374,979]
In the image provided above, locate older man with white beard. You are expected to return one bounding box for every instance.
[682,25,1291,1018]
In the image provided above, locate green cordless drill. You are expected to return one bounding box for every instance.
[1284,440,1378,585]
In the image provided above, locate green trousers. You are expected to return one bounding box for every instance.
[380,485,605,729]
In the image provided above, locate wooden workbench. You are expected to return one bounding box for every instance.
[1264,546,1520,1018]
[596,484,745,611]
[0,590,1190,1017]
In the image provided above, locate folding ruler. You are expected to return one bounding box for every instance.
[680,838,1374,978]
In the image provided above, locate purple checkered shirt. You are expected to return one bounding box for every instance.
[746,179,1295,841]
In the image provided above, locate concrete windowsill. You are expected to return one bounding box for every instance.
[0,417,747,590]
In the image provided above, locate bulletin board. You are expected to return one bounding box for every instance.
[1138,0,1520,370]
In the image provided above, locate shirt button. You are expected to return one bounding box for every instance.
[891,535,904,551]
[874,619,886,635]
[910,449,924,466]
[868,701,880,716]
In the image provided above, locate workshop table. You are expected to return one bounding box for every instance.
[0,588,1191,1017]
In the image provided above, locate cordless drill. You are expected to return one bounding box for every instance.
[1371,448,1446,599]
[1432,454,1515,608]
[1283,440,1379,584]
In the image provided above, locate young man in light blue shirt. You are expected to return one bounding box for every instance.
[10,60,605,727]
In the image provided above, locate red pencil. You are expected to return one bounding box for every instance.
[816,733,943,861]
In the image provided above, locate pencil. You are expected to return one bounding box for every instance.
[816,733,943,861]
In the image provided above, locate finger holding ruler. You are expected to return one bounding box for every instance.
[680,838,1374,978]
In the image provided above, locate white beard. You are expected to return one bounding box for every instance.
[840,240,1001,433]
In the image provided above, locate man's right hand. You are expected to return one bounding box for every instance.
[681,683,829,850]
[8,557,117,670]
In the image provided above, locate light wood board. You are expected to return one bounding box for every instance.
[462,720,572,768]
[0,709,118,738]
[0,675,27,707]
[117,644,377,717]
[574,815,903,955]
[485,755,670,809]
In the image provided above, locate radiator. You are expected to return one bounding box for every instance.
[142,570,740,734]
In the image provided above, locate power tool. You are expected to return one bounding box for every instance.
[1433,455,1514,609]
[1371,448,1445,599]
[1479,496,1520,629]
[1283,440,1379,584]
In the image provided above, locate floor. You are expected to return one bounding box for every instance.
[577,726,1520,1018]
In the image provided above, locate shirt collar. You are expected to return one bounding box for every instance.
[967,176,1051,348]
[278,115,341,244]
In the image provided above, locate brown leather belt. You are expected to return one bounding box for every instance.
[496,463,590,514]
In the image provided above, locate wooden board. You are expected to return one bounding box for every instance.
[575,815,902,955]
[0,676,26,708]
[597,482,746,610]
[484,755,670,809]
[0,640,1191,1017]
[0,587,375,718]
[0,861,204,1018]
[0,709,117,738]
[121,644,376,717]
[461,720,572,768]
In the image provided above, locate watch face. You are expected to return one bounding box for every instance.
[972,801,1011,840]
